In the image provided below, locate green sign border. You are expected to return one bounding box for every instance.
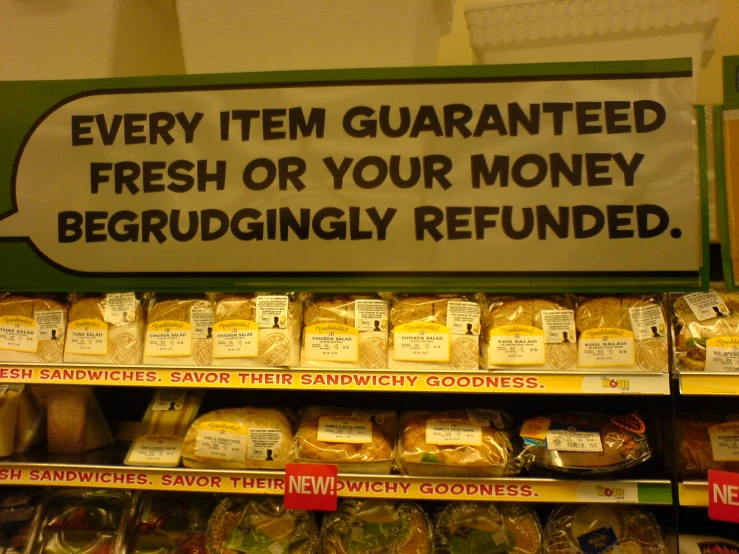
[0,59,707,293]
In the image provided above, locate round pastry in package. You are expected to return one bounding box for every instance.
[544,505,666,554]
[206,496,318,554]
[321,499,432,554]
[434,502,543,553]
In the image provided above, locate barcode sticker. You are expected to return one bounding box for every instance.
[546,429,603,452]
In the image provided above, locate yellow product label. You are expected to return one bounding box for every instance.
[705,336,739,371]
[145,321,192,357]
[196,421,248,462]
[66,319,109,356]
[393,323,451,363]
[708,423,739,462]
[213,319,259,359]
[304,323,359,363]
[426,418,482,446]
[488,325,545,366]
[317,415,373,444]
[0,316,38,353]
[578,328,635,368]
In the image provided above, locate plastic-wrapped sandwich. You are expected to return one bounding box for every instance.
[672,290,739,372]
[181,407,294,469]
[396,410,520,477]
[301,295,388,369]
[388,295,481,370]
[212,293,301,367]
[206,496,318,554]
[675,413,739,476]
[575,295,668,372]
[482,296,576,371]
[543,505,666,554]
[520,413,652,476]
[0,488,44,554]
[42,386,115,454]
[0,295,66,364]
[321,499,432,554]
[293,406,396,473]
[434,502,543,554]
[0,385,43,457]
[63,293,144,365]
[143,295,213,366]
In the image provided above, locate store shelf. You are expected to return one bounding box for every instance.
[0,364,670,395]
[0,462,673,504]
[678,481,709,507]
[679,372,739,395]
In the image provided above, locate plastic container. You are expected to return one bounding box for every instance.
[176,0,455,74]
[0,0,184,80]
[464,0,720,71]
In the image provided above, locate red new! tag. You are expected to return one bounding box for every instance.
[284,463,338,512]
[709,470,739,523]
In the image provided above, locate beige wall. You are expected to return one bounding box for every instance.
[438,0,739,105]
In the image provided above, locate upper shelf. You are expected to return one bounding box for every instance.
[0,363,670,395]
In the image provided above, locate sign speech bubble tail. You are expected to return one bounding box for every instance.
[0,213,29,238]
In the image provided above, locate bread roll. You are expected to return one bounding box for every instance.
[434,502,542,554]
[301,296,388,369]
[396,410,517,477]
[64,294,144,365]
[213,293,301,367]
[46,386,114,454]
[321,500,432,554]
[0,295,66,363]
[389,295,481,371]
[522,413,651,475]
[206,496,318,554]
[144,296,212,366]
[182,407,293,469]
[544,505,666,554]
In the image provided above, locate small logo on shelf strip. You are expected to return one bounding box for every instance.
[576,482,638,503]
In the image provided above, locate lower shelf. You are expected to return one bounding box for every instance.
[678,481,709,507]
[0,462,673,504]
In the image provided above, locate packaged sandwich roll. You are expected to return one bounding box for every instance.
[45,386,114,454]
[672,290,739,372]
[388,295,481,370]
[144,295,213,366]
[301,295,388,369]
[206,496,318,554]
[13,384,43,454]
[293,406,396,474]
[124,389,203,467]
[0,295,66,363]
[675,414,739,476]
[181,407,294,469]
[574,295,668,372]
[482,296,576,371]
[0,386,21,458]
[63,293,144,365]
[434,502,543,554]
[212,293,301,367]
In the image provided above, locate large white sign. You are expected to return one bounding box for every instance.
[0,75,698,273]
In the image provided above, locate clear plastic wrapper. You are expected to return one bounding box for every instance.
[128,492,218,554]
[543,505,666,554]
[13,385,43,454]
[212,293,301,367]
[301,295,388,369]
[675,413,739,476]
[434,502,543,554]
[43,386,114,454]
[143,295,212,367]
[0,295,67,364]
[0,387,20,458]
[124,389,203,468]
[574,295,668,372]
[321,499,432,554]
[29,489,134,554]
[482,296,576,371]
[293,406,396,474]
[520,413,652,476]
[388,295,481,370]
[64,293,144,365]
[672,290,739,372]
[181,407,294,469]
[396,410,520,477]
[0,488,44,554]
[206,496,318,554]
